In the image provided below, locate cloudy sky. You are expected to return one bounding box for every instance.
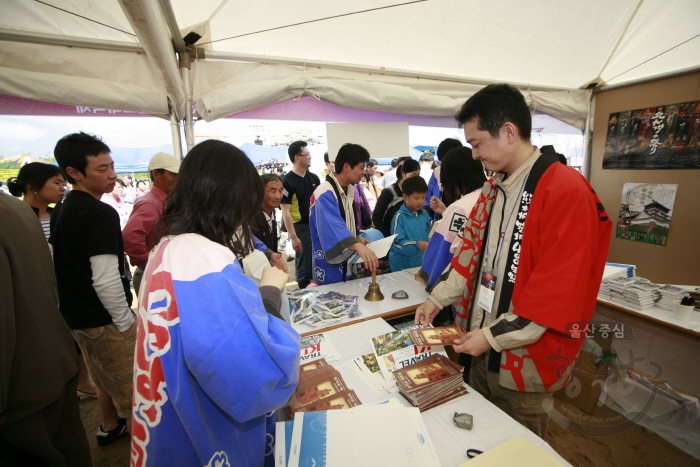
[0,115,465,160]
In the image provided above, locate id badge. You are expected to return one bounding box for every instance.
[477,267,498,314]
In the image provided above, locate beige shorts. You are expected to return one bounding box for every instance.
[72,317,137,419]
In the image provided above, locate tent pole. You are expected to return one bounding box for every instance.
[169,107,183,161]
[582,94,594,180]
[180,53,195,153]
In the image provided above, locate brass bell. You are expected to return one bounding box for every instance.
[364,270,384,301]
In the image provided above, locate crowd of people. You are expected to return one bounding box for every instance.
[1,83,611,466]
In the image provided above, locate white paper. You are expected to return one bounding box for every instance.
[241,249,269,280]
[352,234,397,264]
[288,406,441,467]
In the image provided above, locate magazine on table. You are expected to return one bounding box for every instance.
[299,333,340,363]
[369,325,446,386]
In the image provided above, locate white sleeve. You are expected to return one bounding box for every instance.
[90,254,134,332]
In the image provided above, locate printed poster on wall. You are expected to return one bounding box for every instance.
[602,101,700,169]
[616,183,678,246]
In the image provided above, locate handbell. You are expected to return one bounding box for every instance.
[364,270,384,301]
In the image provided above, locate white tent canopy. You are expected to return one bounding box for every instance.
[1,0,699,134]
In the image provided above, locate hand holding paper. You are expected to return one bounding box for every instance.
[352,234,396,265]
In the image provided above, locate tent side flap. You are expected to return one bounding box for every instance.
[0,41,169,117]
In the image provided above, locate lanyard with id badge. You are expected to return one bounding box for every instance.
[476,178,527,314]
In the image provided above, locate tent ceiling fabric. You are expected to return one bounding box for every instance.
[192,61,591,129]
[0,0,699,127]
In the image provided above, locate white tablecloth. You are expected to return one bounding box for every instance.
[317,318,571,466]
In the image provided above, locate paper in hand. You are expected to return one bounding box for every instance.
[352,234,397,264]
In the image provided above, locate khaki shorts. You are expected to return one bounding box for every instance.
[72,317,137,419]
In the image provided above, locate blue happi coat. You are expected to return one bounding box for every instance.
[389,203,431,272]
[419,189,481,288]
[131,234,300,467]
[309,181,359,285]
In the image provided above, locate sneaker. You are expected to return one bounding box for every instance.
[96,418,129,447]
[286,255,296,262]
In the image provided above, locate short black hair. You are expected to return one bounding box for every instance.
[7,162,63,196]
[440,147,487,206]
[334,143,370,174]
[323,151,330,164]
[436,138,462,161]
[54,132,111,184]
[401,175,428,196]
[455,83,532,140]
[558,154,568,165]
[287,140,308,163]
[391,158,398,168]
[397,159,420,181]
[156,140,263,257]
[261,173,283,186]
[419,153,434,162]
[367,158,378,167]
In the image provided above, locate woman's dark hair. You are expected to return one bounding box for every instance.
[155,140,263,257]
[440,147,487,206]
[436,138,462,161]
[7,162,63,197]
[397,159,420,181]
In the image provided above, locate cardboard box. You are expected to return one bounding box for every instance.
[555,339,612,413]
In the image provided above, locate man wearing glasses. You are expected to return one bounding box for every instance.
[281,141,320,289]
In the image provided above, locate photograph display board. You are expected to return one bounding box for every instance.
[602,101,700,169]
[616,183,678,246]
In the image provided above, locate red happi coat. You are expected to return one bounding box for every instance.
[452,157,612,392]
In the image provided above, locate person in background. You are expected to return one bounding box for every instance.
[123,152,180,297]
[352,175,373,231]
[372,158,421,238]
[122,174,137,204]
[101,178,132,230]
[132,140,299,467]
[135,180,148,199]
[251,174,284,253]
[419,153,434,185]
[281,141,320,289]
[7,162,65,241]
[420,147,487,290]
[0,195,92,467]
[373,167,385,190]
[309,143,378,286]
[381,158,399,188]
[389,176,431,272]
[51,132,135,446]
[7,161,98,400]
[322,151,335,178]
[425,138,463,211]
[365,158,382,201]
[415,84,612,437]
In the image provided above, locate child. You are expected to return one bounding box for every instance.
[389,176,431,272]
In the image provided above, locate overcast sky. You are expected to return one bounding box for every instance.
[0,115,465,159]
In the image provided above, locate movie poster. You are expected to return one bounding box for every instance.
[616,183,678,246]
[602,101,700,169]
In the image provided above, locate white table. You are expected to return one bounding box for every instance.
[291,268,430,336]
[316,318,571,466]
[597,297,700,336]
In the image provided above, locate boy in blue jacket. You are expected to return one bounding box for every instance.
[389,176,431,271]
